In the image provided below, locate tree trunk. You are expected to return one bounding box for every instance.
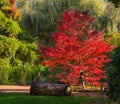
[82,81,86,90]
[118,23,120,33]
[30,82,71,96]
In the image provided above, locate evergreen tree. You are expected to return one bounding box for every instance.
[0,0,44,85]
[0,0,21,37]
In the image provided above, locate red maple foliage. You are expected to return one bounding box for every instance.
[40,10,114,88]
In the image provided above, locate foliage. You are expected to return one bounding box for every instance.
[0,0,21,84]
[76,0,120,34]
[17,0,120,44]
[106,47,120,101]
[106,33,120,101]
[0,0,46,85]
[0,35,42,85]
[107,33,120,47]
[17,28,36,42]
[0,11,21,37]
[0,58,11,84]
[17,0,80,44]
[0,0,21,37]
[108,0,120,7]
[41,10,114,88]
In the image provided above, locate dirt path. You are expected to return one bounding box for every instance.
[0,85,30,93]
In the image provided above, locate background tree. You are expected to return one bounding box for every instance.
[17,0,80,44]
[106,33,120,101]
[41,10,114,89]
[76,0,120,34]
[17,0,120,44]
[106,47,120,101]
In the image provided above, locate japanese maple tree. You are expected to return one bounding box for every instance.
[40,9,114,89]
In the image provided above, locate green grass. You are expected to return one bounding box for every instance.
[0,93,107,104]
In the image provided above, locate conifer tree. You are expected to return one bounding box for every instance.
[0,0,42,85]
[0,0,21,37]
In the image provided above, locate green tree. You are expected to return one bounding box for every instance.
[0,0,21,37]
[0,0,45,85]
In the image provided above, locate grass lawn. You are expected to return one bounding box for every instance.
[0,93,109,104]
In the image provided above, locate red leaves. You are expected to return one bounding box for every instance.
[40,9,114,87]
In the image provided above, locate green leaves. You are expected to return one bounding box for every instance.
[0,35,41,85]
[17,42,38,63]
[0,35,38,63]
[107,33,120,47]
[0,35,20,57]
[0,58,12,84]
[106,47,120,101]
[17,0,81,44]
[76,0,120,33]
[0,11,21,37]
[0,0,22,37]
[0,0,9,6]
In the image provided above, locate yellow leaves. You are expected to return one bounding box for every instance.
[0,11,21,37]
[107,32,120,47]
[80,0,107,17]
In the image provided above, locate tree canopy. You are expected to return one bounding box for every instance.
[41,10,114,89]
